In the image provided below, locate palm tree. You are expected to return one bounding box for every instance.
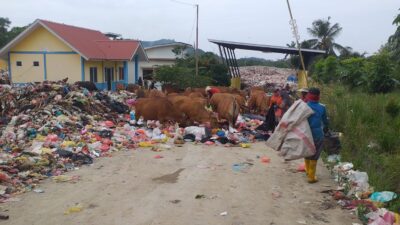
[306,17,348,56]
[388,9,400,62]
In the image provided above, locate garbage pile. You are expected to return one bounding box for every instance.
[326,155,399,225]
[0,82,271,203]
[239,66,295,87]
[0,82,136,202]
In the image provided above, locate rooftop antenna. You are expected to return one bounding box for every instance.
[171,0,199,76]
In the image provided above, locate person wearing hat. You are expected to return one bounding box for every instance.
[205,86,220,98]
[297,88,309,102]
[304,87,329,183]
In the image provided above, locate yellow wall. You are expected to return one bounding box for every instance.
[84,61,104,82]
[0,59,7,71]
[12,26,72,52]
[10,54,44,82]
[8,25,128,84]
[9,25,82,83]
[46,54,81,82]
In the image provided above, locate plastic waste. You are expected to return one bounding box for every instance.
[370,191,397,203]
[347,171,369,192]
[64,204,83,215]
[240,143,251,148]
[327,154,341,163]
[261,156,271,163]
[297,163,306,172]
[130,111,136,121]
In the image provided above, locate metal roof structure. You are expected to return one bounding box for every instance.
[209,39,325,78]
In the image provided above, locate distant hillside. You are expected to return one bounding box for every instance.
[237,57,291,68]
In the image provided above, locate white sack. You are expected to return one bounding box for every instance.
[266,100,316,160]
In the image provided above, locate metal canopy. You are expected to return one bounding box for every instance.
[209,39,325,78]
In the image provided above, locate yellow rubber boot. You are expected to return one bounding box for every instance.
[307,160,318,183]
[304,159,310,175]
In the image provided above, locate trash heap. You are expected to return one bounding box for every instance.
[326,155,399,225]
[0,82,271,203]
[239,66,295,87]
[0,82,136,202]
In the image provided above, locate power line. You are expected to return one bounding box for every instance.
[170,0,196,7]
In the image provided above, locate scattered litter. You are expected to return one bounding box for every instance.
[0,213,9,220]
[232,162,253,172]
[64,204,84,215]
[297,163,306,172]
[370,191,398,203]
[33,189,45,193]
[220,211,228,216]
[195,194,206,199]
[261,156,271,163]
[153,155,164,159]
[169,200,181,204]
[53,175,80,183]
[296,220,307,224]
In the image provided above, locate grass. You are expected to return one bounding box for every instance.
[319,84,400,212]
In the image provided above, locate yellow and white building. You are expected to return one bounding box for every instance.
[0,19,147,90]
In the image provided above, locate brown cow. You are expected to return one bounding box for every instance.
[148,89,166,98]
[188,92,204,98]
[248,90,270,115]
[210,93,240,128]
[167,95,215,126]
[134,97,185,124]
[232,94,246,113]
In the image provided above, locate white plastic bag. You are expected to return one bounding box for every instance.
[184,126,206,141]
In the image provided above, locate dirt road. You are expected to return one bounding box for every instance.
[1,143,358,225]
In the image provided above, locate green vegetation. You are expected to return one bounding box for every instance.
[321,85,400,211]
[306,17,351,56]
[236,57,290,68]
[312,11,400,212]
[0,17,28,49]
[154,51,229,89]
[310,53,399,93]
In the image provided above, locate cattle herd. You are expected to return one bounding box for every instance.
[132,85,280,129]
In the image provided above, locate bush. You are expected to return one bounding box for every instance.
[385,98,400,118]
[154,65,213,89]
[311,53,399,93]
[321,85,400,198]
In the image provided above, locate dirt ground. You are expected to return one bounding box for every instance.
[0,143,359,225]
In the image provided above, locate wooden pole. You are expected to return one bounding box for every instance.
[195,4,199,76]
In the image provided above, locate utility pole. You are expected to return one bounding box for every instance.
[285,0,306,72]
[195,4,199,76]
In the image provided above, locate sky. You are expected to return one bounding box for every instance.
[1,0,399,59]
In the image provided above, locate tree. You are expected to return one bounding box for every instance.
[0,17,11,48]
[0,17,28,49]
[388,9,400,62]
[306,17,349,56]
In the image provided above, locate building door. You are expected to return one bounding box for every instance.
[104,67,114,90]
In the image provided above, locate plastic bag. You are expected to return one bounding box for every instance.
[370,191,398,203]
[347,171,369,192]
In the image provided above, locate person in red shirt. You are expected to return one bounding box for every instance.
[205,86,220,98]
[269,89,283,121]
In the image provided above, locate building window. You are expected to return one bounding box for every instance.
[118,67,124,81]
[16,61,22,66]
[33,61,39,66]
[90,67,98,83]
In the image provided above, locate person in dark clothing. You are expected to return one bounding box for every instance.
[138,77,143,87]
[304,87,329,183]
